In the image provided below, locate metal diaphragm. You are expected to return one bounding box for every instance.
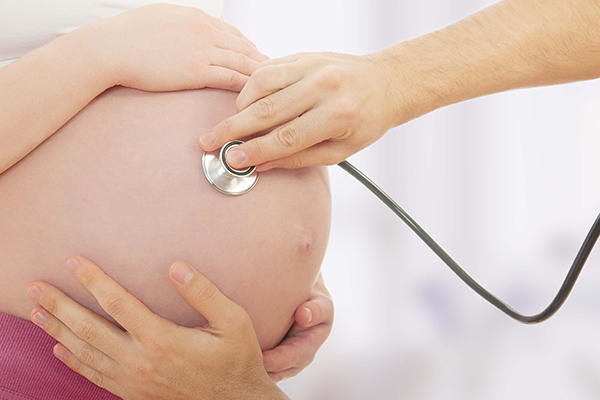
[202,140,259,195]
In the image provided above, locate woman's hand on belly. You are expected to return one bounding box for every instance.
[27,256,289,400]
[0,4,266,175]
[94,4,268,92]
[263,272,334,382]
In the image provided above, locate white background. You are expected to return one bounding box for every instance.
[224,1,600,399]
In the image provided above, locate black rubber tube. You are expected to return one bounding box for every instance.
[338,160,600,324]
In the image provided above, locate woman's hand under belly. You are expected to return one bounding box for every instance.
[0,87,331,350]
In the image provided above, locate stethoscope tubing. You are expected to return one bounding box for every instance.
[338,160,600,324]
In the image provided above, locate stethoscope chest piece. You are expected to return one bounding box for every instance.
[202,140,259,195]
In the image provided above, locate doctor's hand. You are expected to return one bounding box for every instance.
[264,273,334,382]
[198,51,401,170]
[26,256,289,400]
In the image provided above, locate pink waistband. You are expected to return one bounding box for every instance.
[0,312,119,400]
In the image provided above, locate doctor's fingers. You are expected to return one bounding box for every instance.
[239,51,350,106]
[52,343,126,399]
[232,107,338,171]
[235,62,309,111]
[169,261,253,336]
[64,256,168,344]
[257,133,349,171]
[199,79,318,158]
[27,281,130,360]
[28,305,124,381]
[198,63,309,152]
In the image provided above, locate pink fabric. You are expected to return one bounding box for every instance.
[0,312,120,400]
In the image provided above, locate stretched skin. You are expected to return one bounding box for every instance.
[0,87,331,351]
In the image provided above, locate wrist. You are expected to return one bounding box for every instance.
[70,19,121,90]
[371,37,458,129]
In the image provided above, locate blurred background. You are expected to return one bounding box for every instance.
[224,1,600,399]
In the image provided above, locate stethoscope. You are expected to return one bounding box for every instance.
[202,140,600,324]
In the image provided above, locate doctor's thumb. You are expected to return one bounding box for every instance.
[168,261,249,331]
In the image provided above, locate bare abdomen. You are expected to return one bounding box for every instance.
[0,87,331,350]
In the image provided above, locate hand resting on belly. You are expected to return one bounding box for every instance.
[0,87,331,350]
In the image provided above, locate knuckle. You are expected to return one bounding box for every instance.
[81,274,98,292]
[253,68,270,89]
[221,117,234,137]
[272,65,285,81]
[74,319,98,342]
[271,358,288,373]
[44,296,59,315]
[275,352,293,372]
[252,139,267,160]
[288,156,305,170]
[42,317,57,335]
[253,97,275,121]
[101,293,125,317]
[325,150,345,166]
[238,53,251,69]
[77,344,97,366]
[228,72,241,89]
[193,17,212,34]
[222,307,252,332]
[318,65,344,90]
[243,40,256,56]
[277,125,299,150]
[128,358,154,377]
[88,370,105,388]
[192,7,207,17]
[234,312,254,331]
[303,54,322,66]
[194,281,218,304]
[141,331,175,360]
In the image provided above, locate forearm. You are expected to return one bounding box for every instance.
[0,22,113,174]
[378,0,600,126]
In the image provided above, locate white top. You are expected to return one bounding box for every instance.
[0,0,224,68]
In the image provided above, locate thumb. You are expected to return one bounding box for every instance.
[294,295,333,328]
[169,261,248,331]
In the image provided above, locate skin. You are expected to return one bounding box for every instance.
[0,85,332,351]
[25,0,600,395]
[0,2,334,391]
[28,256,291,400]
[0,4,267,175]
[198,0,600,170]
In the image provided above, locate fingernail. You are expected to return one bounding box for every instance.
[67,258,81,274]
[27,285,42,302]
[173,262,194,284]
[54,344,69,361]
[199,131,216,149]
[227,148,246,168]
[305,307,313,324]
[32,311,47,327]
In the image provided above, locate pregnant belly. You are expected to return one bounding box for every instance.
[0,87,331,350]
